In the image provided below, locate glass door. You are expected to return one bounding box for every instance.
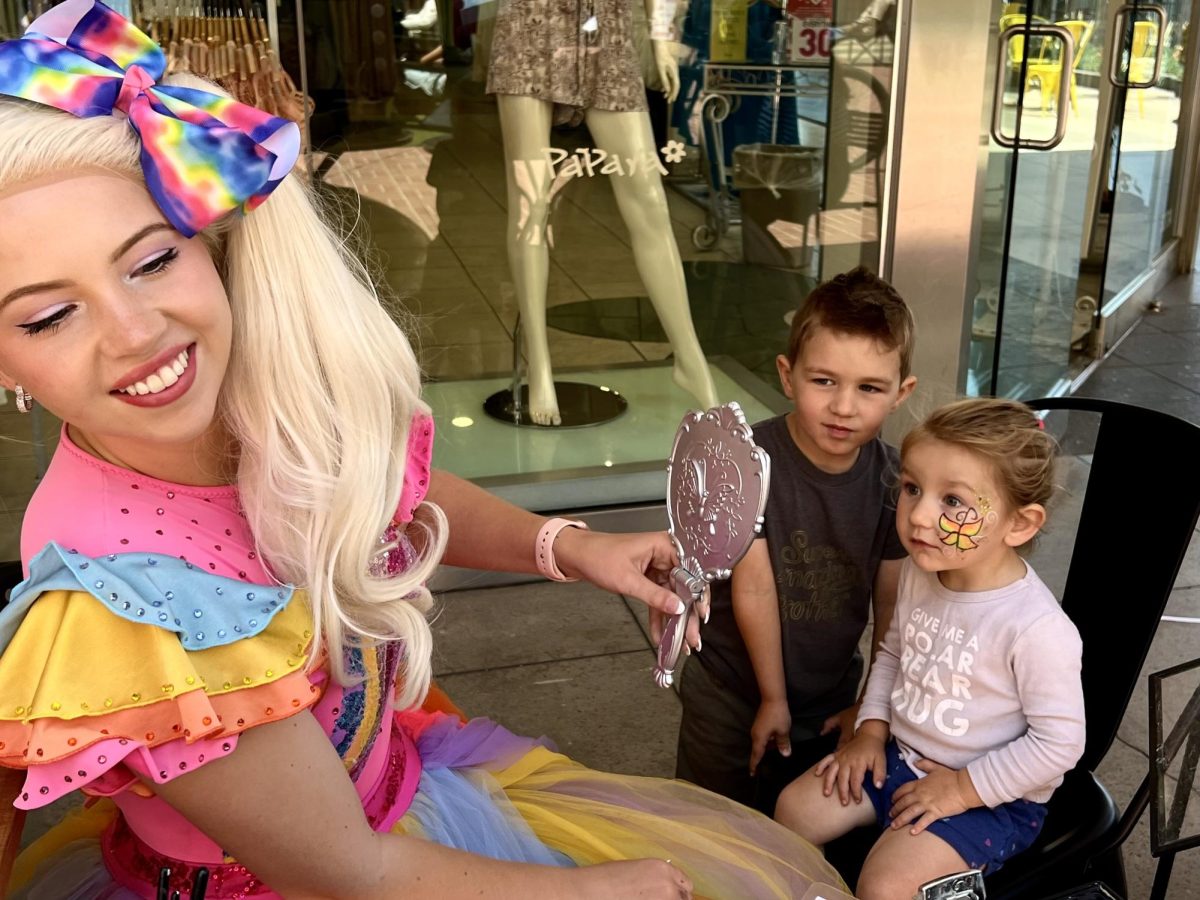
[1093,1,1190,332]
[969,0,1109,399]
[970,0,1194,399]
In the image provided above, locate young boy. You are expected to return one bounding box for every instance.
[675,267,917,816]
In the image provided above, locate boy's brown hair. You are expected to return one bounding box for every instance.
[785,267,915,379]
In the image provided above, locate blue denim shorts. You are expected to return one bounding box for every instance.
[862,739,1047,873]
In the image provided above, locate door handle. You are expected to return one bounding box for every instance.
[991,23,1074,151]
[1108,3,1168,89]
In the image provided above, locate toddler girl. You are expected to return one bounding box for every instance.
[775,398,1086,900]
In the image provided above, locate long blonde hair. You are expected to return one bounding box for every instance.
[0,80,446,709]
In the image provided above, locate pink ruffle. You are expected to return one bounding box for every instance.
[396,414,434,523]
[15,733,238,809]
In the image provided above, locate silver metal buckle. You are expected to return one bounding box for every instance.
[654,402,770,687]
[916,870,986,900]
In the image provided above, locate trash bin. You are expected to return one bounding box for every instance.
[732,143,822,270]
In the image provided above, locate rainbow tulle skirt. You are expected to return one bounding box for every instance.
[13,712,851,900]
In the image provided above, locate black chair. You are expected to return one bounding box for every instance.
[828,398,1200,898]
[988,398,1200,897]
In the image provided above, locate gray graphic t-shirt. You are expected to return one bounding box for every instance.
[698,415,906,733]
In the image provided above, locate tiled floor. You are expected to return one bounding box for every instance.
[431,275,1200,898]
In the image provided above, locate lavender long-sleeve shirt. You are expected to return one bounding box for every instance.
[857,559,1085,807]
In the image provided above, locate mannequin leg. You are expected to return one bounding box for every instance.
[584,107,719,410]
[497,94,560,425]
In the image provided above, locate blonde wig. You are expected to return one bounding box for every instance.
[0,80,446,709]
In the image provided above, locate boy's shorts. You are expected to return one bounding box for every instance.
[861,739,1047,874]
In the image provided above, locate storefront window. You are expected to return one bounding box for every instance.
[0,0,900,519]
[277,0,900,504]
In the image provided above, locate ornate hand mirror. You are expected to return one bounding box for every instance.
[654,402,770,687]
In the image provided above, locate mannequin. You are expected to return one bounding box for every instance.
[489,0,719,425]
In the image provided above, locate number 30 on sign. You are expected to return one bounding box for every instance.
[789,19,832,61]
[784,0,832,62]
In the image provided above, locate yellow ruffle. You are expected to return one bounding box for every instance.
[394,746,850,900]
[0,589,314,725]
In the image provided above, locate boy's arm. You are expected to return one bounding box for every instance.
[822,556,905,743]
[732,539,786,701]
[855,562,906,731]
[869,557,903,670]
[730,539,790,771]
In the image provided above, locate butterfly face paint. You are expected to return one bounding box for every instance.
[938,507,985,553]
[936,496,999,556]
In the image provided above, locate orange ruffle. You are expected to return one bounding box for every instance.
[0,667,322,767]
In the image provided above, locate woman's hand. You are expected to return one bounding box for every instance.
[815,723,888,806]
[647,582,707,655]
[575,859,693,900]
[889,761,982,834]
[555,528,687,618]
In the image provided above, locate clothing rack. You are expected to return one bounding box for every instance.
[140,2,312,126]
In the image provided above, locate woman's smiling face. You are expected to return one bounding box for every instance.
[0,171,232,477]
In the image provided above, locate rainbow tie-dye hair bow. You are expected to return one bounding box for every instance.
[0,0,300,237]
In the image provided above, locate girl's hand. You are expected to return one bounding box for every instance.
[815,730,886,806]
[576,859,693,899]
[555,529,687,618]
[749,698,792,775]
[889,760,980,834]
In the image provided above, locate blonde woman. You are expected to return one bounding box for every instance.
[0,2,846,898]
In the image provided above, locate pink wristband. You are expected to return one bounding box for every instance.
[536,517,588,582]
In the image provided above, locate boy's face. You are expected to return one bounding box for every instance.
[776,325,915,473]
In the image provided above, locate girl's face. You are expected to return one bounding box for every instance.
[897,437,1044,591]
[0,172,232,479]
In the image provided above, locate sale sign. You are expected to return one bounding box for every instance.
[785,0,832,63]
[789,20,833,61]
[785,0,832,16]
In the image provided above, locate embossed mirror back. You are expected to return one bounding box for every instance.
[666,403,771,582]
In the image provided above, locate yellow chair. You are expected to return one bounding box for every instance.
[1128,18,1163,117]
[1026,19,1095,115]
[999,13,1059,111]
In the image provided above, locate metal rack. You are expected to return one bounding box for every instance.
[691,60,828,250]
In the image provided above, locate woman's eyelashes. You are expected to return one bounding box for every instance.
[20,303,75,336]
[133,247,178,277]
[17,248,179,336]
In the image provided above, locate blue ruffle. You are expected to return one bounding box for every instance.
[407,766,575,867]
[0,542,294,654]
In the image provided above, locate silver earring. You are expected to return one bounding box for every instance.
[14,385,32,414]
